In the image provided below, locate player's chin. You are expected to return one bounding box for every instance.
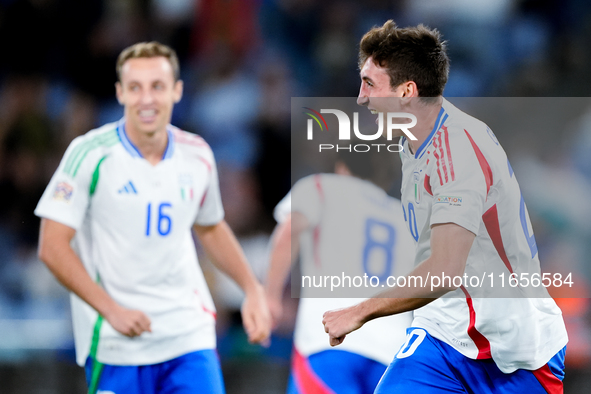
[138,122,159,133]
[136,117,163,131]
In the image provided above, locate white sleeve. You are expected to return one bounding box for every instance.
[194,151,225,226]
[34,137,95,230]
[290,175,323,227]
[429,129,488,235]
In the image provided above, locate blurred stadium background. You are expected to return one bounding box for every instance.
[1,0,591,392]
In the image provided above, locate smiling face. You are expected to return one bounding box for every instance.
[116,56,183,137]
[356,56,408,111]
[357,57,418,135]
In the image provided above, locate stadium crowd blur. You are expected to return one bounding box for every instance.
[1,0,591,392]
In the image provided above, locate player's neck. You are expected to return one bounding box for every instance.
[125,123,169,166]
[406,98,443,155]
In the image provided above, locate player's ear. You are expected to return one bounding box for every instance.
[173,80,183,103]
[115,82,123,105]
[400,81,418,104]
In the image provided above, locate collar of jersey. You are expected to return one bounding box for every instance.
[116,118,174,160]
[401,106,448,160]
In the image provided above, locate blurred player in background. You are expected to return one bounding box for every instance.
[266,141,415,393]
[322,21,568,393]
[35,42,270,394]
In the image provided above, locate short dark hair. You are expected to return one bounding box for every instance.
[116,41,180,82]
[359,20,449,100]
[336,136,397,191]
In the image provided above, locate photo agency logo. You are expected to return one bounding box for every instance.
[303,107,418,152]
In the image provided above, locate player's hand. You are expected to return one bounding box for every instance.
[322,305,365,347]
[265,292,284,330]
[104,304,152,338]
[241,283,272,345]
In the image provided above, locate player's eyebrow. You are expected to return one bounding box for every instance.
[125,78,167,85]
[361,75,375,85]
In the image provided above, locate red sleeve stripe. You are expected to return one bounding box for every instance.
[464,130,493,196]
[460,286,492,359]
[432,127,455,186]
[443,126,455,181]
[482,204,514,274]
[436,132,449,183]
[292,349,335,394]
[431,140,445,186]
[173,129,209,147]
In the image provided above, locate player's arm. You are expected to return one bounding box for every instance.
[323,222,475,346]
[38,218,151,337]
[265,212,309,327]
[193,220,271,344]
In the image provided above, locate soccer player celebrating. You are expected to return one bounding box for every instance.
[322,21,568,393]
[266,145,415,393]
[35,42,271,393]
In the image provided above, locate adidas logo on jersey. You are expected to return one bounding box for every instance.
[118,181,137,194]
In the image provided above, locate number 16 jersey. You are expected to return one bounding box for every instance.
[35,120,224,367]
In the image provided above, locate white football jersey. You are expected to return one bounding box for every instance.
[35,120,223,366]
[280,174,415,365]
[399,99,568,373]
